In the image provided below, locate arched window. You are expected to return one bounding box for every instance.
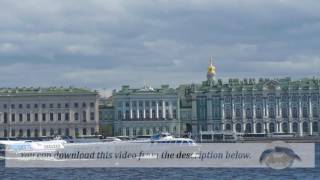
[269,123,275,133]
[245,123,252,133]
[225,124,231,131]
[303,107,308,118]
[256,123,262,133]
[313,107,318,118]
[282,107,288,118]
[292,122,298,133]
[256,108,262,119]
[303,122,309,133]
[236,123,242,133]
[292,107,298,118]
[313,122,318,133]
[246,108,251,119]
[282,122,288,133]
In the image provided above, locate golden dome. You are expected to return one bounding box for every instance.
[207,57,216,75]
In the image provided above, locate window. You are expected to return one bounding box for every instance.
[74,103,78,108]
[313,107,318,118]
[256,108,262,119]
[65,113,69,121]
[27,113,30,121]
[83,111,87,121]
[90,112,95,120]
[49,103,54,108]
[11,129,15,137]
[19,113,23,122]
[75,113,79,120]
[35,113,38,121]
[42,129,46,136]
[65,103,69,108]
[42,104,46,108]
[26,104,30,109]
[282,108,288,118]
[4,112,8,123]
[82,102,86,108]
[3,104,7,109]
[50,113,54,121]
[91,128,95,135]
[246,108,251,119]
[58,113,61,121]
[19,129,23,137]
[34,104,38,108]
[82,128,87,135]
[236,108,241,118]
[27,129,31,137]
[4,129,8,137]
[50,129,54,136]
[42,113,46,121]
[11,114,15,122]
[58,128,62,135]
[75,128,79,137]
[292,107,298,118]
[90,102,94,108]
[303,107,308,118]
[173,109,177,119]
[19,104,23,109]
[34,129,39,137]
[65,128,70,136]
[57,103,61,108]
[11,104,15,109]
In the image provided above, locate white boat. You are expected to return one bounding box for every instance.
[126,132,196,145]
[1,139,67,154]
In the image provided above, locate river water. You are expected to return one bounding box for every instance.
[0,144,319,180]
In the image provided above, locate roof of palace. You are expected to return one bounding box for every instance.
[114,84,177,96]
[184,77,320,93]
[0,87,98,96]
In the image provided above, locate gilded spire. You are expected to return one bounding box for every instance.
[207,56,216,80]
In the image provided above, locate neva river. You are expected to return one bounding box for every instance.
[1,144,319,180]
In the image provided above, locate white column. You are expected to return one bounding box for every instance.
[232,123,236,133]
[169,101,173,119]
[253,104,256,119]
[263,123,266,134]
[221,99,225,119]
[242,98,245,119]
[279,99,282,117]
[243,122,246,133]
[232,100,235,119]
[143,101,146,119]
[266,122,270,134]
[289,122,293,133]
[309,98,312,118]
[279,122,282,133]
[162,100,166,119]
[253,122,257,134]
[137,102,140,119]
[122,101,125,119]
[149,100,152,119]
[222,123,225,131]
[299,98,302,118]
[276,122,279,133]
[299,122,303,136]
[310,122,313,135]
[288,99,292,119]
[156,101,159,119]
[129,101,133,119]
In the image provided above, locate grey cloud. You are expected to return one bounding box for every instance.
[0,0,320,92]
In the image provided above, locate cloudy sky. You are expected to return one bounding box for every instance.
[0,0,320,96]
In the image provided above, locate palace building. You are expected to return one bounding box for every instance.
[0,87,99,138]
[103,58,320,138]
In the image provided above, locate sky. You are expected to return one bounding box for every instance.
[0,0,320,96]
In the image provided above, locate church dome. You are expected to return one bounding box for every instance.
[207,57,216,80]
